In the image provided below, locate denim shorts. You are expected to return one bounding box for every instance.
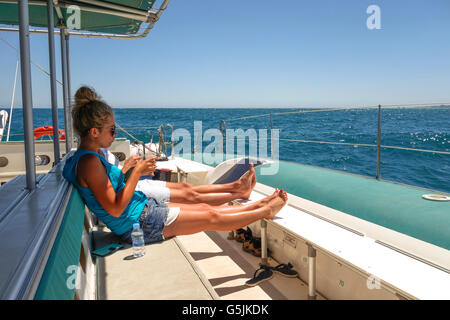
[120,198,169,245]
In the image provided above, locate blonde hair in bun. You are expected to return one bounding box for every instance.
[74,85,99,108]
[72,86,113,137]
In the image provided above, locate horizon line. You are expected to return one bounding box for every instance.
[1,104,449,110]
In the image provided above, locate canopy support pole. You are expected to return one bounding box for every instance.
[18,0,36,190]
[65,34,74,148]
[47,0,60,164]
[60,27,70,154]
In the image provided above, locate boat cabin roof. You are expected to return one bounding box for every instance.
[0,0,163,37]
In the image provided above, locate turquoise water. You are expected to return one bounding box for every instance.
[2,106,449,193]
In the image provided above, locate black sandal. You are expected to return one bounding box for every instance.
[271,262,298,278]
[245,264,273,287]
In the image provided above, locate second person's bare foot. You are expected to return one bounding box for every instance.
[238,164,256,200]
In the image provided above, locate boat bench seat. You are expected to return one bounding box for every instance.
[0,151,217,300]
[0,165,83,300]
[90,219,218,300]
[245,183,450,300]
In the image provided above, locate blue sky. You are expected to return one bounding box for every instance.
[1,0,450,108]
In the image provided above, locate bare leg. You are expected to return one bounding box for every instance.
[163,191,287,239]
[166,181,239,193]
[208,189,278,213]
[168,189,242,206]
[168,190,278,214]
[168,202,257,214]
[165,164,256,203]
[193,163,256,197]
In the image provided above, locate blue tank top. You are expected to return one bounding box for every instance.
[62,149,147,235]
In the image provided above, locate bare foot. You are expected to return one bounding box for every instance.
[279,189,288,202]
[256,189,279,206]
[237,164,256,200]
[251,165,256,189]
[266,190,287,219]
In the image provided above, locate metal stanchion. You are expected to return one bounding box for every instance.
[270,113,274,160]
[219,120,226,155]
[65,34,74,149]
[376,104,381,180]
[261,219,268,265]
[47,0,60,164]
[60,27,70,154]
[18,0,36,190]
[308,244,317,300]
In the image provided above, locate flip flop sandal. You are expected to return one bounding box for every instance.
[245,264,273,287]
[271,262,298,278]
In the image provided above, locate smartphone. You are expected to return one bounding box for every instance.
[92,243,124,257]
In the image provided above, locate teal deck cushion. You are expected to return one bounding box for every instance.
[34,188,85,300]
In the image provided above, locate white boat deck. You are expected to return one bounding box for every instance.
[272,204,450,300]
[93,224,217,300]
[245,185,450,300]
[92,223,319,300]
[92,182,450,300]
[176,230,323,300]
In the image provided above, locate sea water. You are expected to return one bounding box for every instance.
[4,106,449,193]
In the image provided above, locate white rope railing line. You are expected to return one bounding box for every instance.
[270,106,378,116]
[222,103,450,123]
[381,102,450,108]
[279,138,450,155]
[279,138,376,148]
[224,113,272,122]
[115,122,143,143]
[218,137,450,155]
[379,145,450,155]
[0,36,64,86]
[117,125,160,130]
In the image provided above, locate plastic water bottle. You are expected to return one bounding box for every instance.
[131,223,145,258]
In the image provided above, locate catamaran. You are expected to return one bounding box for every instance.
[0,0,449,301]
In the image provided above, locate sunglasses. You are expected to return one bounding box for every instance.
[110,124,116,136]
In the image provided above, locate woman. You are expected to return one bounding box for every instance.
[75,86,258,206]
[63,86,287,244]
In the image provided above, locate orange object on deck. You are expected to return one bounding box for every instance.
[33,126,66,140]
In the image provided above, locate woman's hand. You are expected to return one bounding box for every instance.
[122,154,141,173]
[135,156,157,176]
